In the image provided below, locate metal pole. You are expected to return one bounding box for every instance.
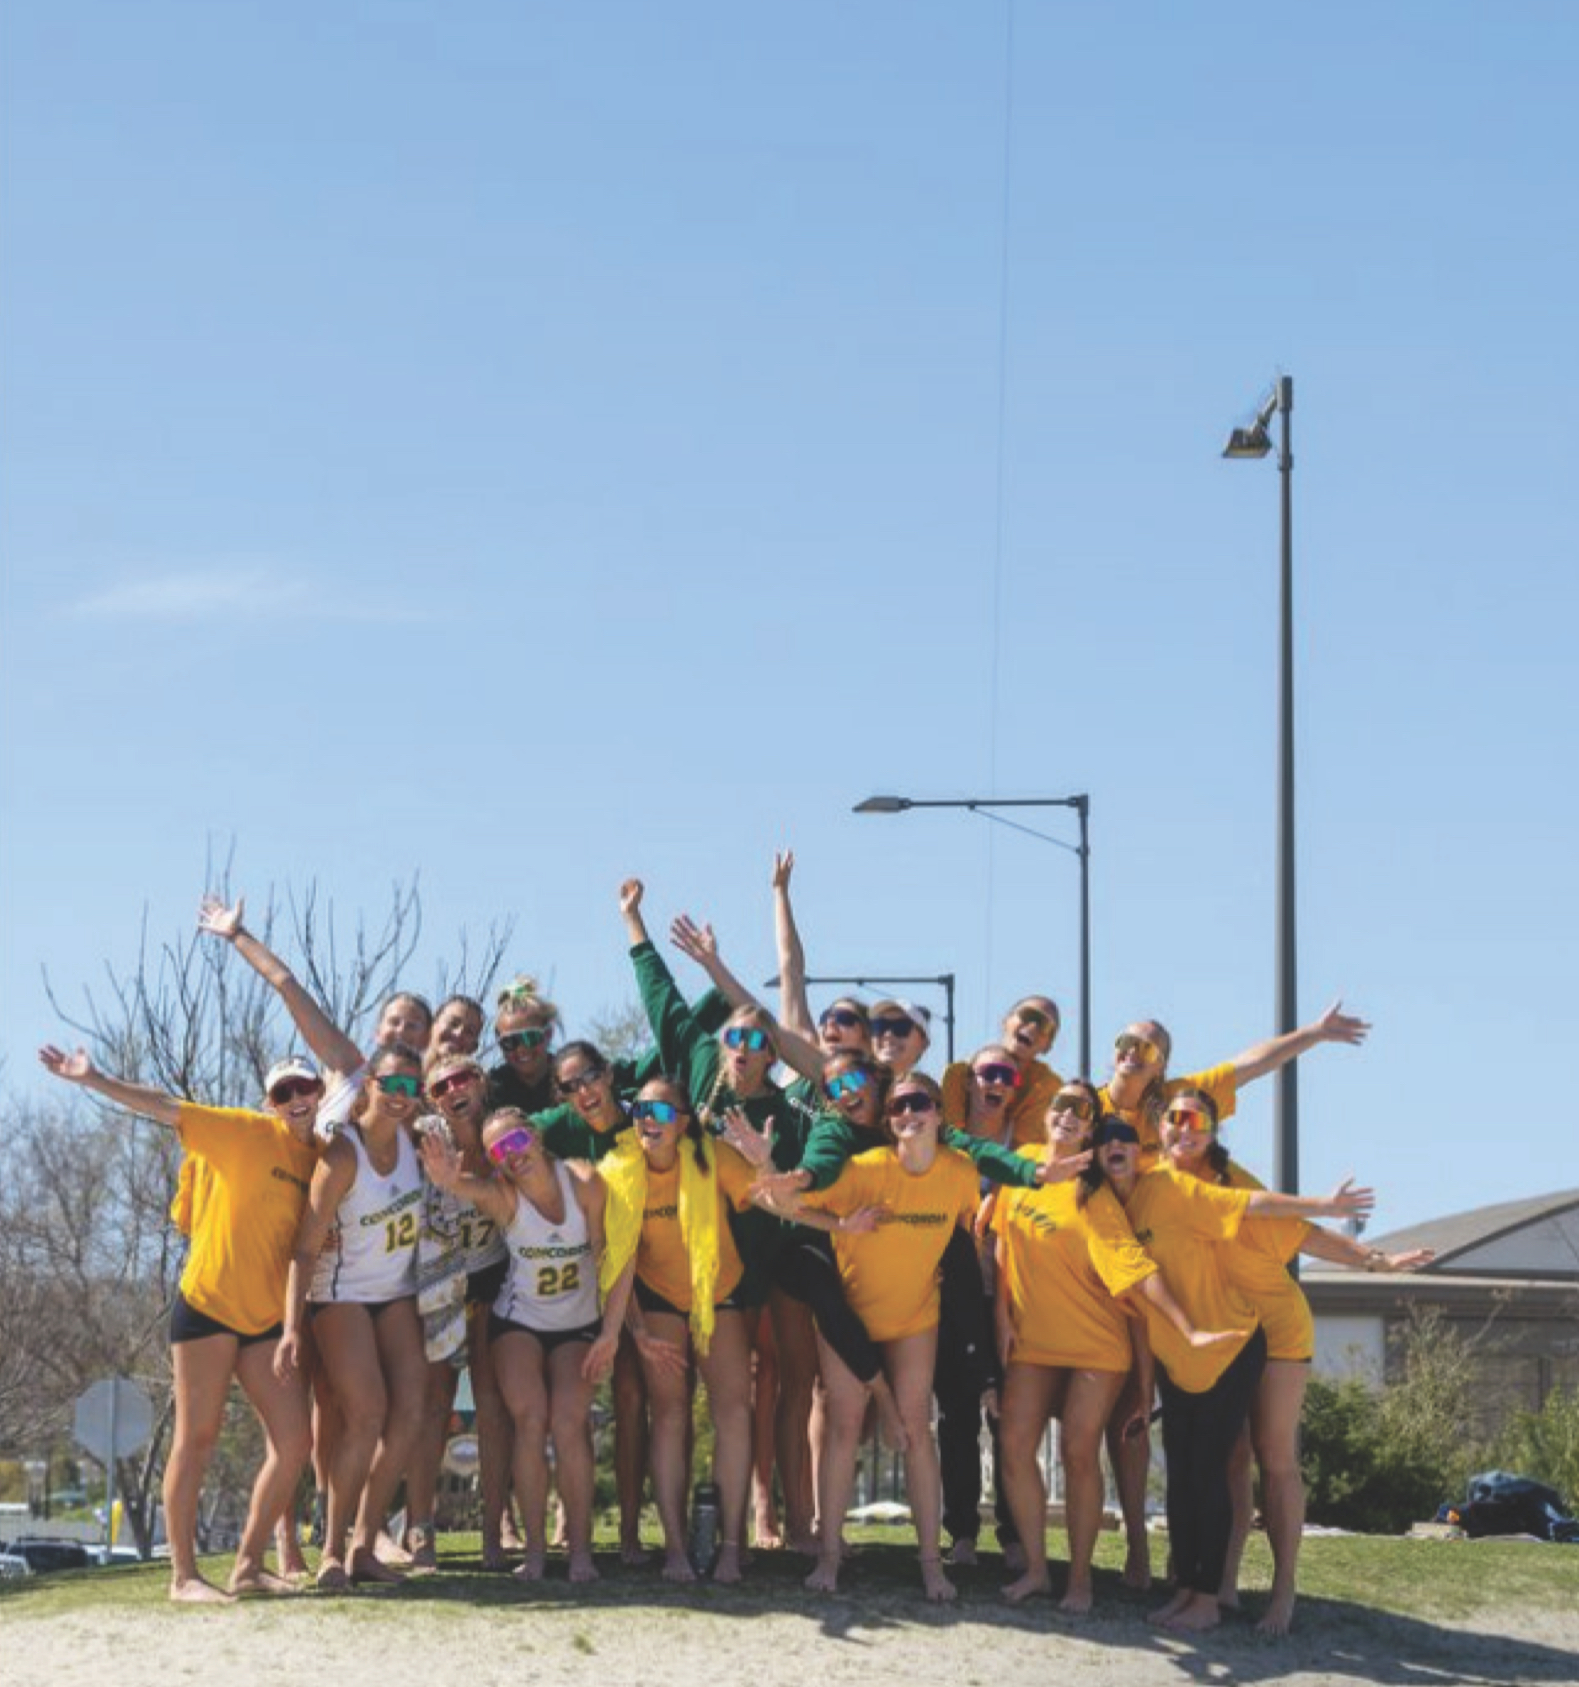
[1075,796,1091,1079]
[1274,376,1299,1196]
[942,973,957,1063]
[105,1380,120,1557]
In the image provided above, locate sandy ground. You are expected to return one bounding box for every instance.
[4,1581,1578,1687]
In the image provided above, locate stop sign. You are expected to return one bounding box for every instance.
[74,1377,154,1463]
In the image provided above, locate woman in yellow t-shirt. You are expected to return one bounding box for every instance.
[1160,1087,1433,1634]
[790,1072,983,1604]
[39,1042,322,1604]
[1095,1000,1371,1585]
[1093,1115,1375,1635]
[941,996,1064,1148]
[596,1077,760,1586]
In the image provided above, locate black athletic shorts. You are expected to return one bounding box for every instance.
[169,1291,282,1348]
[487,1311,602,1354]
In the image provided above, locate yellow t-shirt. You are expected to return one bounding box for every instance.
[1098,1061,1239,1165]
[941,1058,1065,1150]
[1217,1160,1312,1362]
[636,1145,753,1312]
[176,1103,319,1336]
[1121,1166,1258,1393]
[801,1146,979,1342]
[991,1158,1156,1371]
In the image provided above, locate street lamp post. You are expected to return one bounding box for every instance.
[853,794,1092,1078]
[1223,375,1299,1194]
[764,971,958,1062]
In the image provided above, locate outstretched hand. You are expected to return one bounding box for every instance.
[771,850,795,891]
[1315,999,1370,1047]
[839,1203,886,1235]
[1035,1148,1092,1186]
[634,1330,689,1380]
[718,1105,774,1169]
[670,913,718,968]
[39,1044,94,1085]
[582,1332,617,1385]
[197,894,245,942]
[618,879,644,917]
[420,1132,464,1191]
[1324,1176,1376,1221]
[1384,1248,1435,1273]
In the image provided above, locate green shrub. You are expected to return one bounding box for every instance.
[1494,1385,1579,1510]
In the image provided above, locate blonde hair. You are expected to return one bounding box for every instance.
[495,974,562,1031]
[700,1004,777,1127]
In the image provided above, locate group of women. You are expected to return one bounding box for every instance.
[37,858,1428,1634]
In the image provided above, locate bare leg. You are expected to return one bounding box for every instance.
[547,1340,600,1582]
[468,1312,515,1567]
[697,1310,754,1583]
[312,1305,384,1586]
[1251,1361,1309,1635]
[637,1312,697,1583]
[883,1329,954,1603]
[165,1336,240,1603]
[1059,1369,1125,1615]
[492,1329,551,1579]
[805,1335,866,1593]
[405,1361,458,1570]
[998,1363,1058,1604]
[612,1330,651,1563]
[1105,1366,1152,1589]
[748,1307,783,1549]
[228,1341,312,1595]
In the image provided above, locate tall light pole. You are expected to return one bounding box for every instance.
[1223,375,1298,1194]
[853,793,1091,1078]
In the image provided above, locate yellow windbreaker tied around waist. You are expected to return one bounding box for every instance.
[598,1132,723,1354]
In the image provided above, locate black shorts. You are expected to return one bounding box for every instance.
[634,1278,745,1319]
[169,1291,282,1349]
[488,1311,602,1355]
[307,1296,410,1321]
[466,1257,508,1309]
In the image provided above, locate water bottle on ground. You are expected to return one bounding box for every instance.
[689,1480,719,1576]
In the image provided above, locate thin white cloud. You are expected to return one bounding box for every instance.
[69,568,430,625]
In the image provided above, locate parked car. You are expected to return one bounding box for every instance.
[0,1551,32,1579]
[2,1538,93,1573]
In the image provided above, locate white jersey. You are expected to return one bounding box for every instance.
[309,1125,423,1303]
[493,1162,599,1332]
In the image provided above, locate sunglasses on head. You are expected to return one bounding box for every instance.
[269,1077,321,1106]
[632,1099,685,1125]
[428,1070,479,1100]
[825,1069,870,1101]
[723,1026,769,1052]
[890,1091,937,1118]
[819,1007,866,1032]
[486,1125,536,1164]
[375,1072,421,1099]
[871,1016,918,1040]
[499,1027,550,1054]
[1114,1033,1162,1066]
[558,1066,606,1096]
[973,1062,1021,1088]
[1052,1092,1096,1122]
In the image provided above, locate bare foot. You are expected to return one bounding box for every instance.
[787,1532,820,1557]
[228,1566,299,1597]
[1123,1542,1154,1591]
[349,1548,405,1585]
[920,1557,957,1604]
[1057,1581,1094,1616]
[500,1516,525,1552]
[568,1549,600,1584]
[661,1548,697,1584]
[373,1530,412,1568]
[945,1537,977,1567]
[619,1539,653,1567]
[169,1575,234,1605]
[1002,1569,1051,1605]
[315,1559,350,1593]
[512,1549,548,1583]
[753,1514,784,1551]
[1147,1587,1192,1627]
[803,1557,840,1594]
[1256,1592,1296,1636]
[406,1529,438,1573]
[1162,1592,1221,1633]
[713,1542,744,1584]
[1001,1540,1028,1574]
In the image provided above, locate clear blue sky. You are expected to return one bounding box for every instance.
[3,2,1574,1233]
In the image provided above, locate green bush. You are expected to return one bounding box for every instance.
[1494,1385,1579,1510]
[1301,1310,1487,1533]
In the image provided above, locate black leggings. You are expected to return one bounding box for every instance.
[935,1229,1012,1545]
[1157,1326,1268,1596]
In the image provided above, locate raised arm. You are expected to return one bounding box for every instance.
[1299,1226,1434,1274]
[1228,999,1371,1088]
[198,894,363,1083]
[1246,1176,1376,1226]
[38,1045,181,1129]
[772,850,818,1043]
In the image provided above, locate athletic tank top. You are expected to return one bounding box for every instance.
[493,1161,599,1332]
[309,1125,423,1303]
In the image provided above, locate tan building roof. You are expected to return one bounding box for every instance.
[1352,1188,1579,1281]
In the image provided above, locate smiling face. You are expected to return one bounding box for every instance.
[1161,1095,1217,1171]
[970,1044,1020,1116]
[482,1110,543,1183]
[1002,997,1059,1063]
[1111,1020,1170,1088]
[496,1001,554,1084]
[555,1047,615,1125]
[265,1073,325,1135]
[817,999,871,1057]
[432,998,484,1057]
[376,994,433,1053]
[631,1079,691,1169]
[1096,1127,1140,1187]
[359,1049,424,1129]
[885,1078,942,1150]
[425,1057,486,1134]
[1045,1083,1098,1158]
[870,1003,929,1077]
[822,1055,882,1129]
